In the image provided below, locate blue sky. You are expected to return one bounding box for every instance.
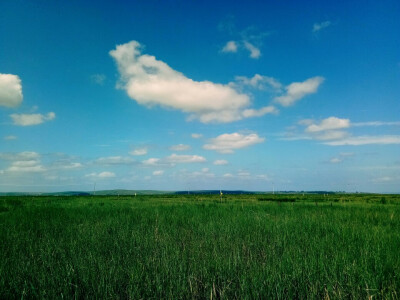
[1,0,399,193]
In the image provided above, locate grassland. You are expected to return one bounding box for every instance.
[1,193,399,299]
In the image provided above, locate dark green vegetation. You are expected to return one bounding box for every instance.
[1,194,399,299]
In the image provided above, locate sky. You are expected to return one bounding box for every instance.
[0,0,399,193]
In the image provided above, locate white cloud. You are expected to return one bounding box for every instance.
[213,159,228,165]
[94,156,135,165]
[295,117,350,141]
[85,171,116,178]
[142,158,160,165]
[7,162,46,173]
[223,173,234,178]
[91,73,106,85]
[221,41,238,53]
[129,147,148,156]
[0,74,23,108]
[0,151,40,161]
[4,135,17,140]
[142,154,206,167]
[324,135,400,146]
[203,132,265,154]
[242,106,278,118]
[110,41,275,123]
[191,133,203,139]
[221,40,261,59]
[57,162,82,169]
[165,154,206,163]
[0,152,84,174]
[305,117,350,132]
[274,76,324,106]
[313,21,331,33]
[288,117,400,147]
[0,152,45,173]
[174,168,215,179]
[10,112,56,126]
[352,121,400,127]
[169,144,191,151]
[243,41,261,59]
[234,74,282,91]
[152,170,164,176]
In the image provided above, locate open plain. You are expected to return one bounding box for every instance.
[1,193,399,298]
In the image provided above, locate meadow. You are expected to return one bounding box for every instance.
[1,193,399,299]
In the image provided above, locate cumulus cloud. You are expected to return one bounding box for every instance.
[169,144,191,151]
[7,161,46,173]
[221,41,238,53]
[305,117,350,132]
[10,112,56,126]
[288,117,400,146]
[85,171,116,178]
[203,132,265,154]
[313,21,331,33]
[165,154,206,163]
[274,76,324,106]
[213,159,228,165]
[0,151,45,173]
[0,152,85,175]
[0,74,23,108]
[290,117,351,141]
[129,147,148,156]
[152,170,164,176]
[242,106,278,118]
[142,158,160,166]
[0,151,40,161]
[110,41,276,123]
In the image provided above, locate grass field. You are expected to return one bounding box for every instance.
[1,194,399,299]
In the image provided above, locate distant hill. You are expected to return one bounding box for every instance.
[0,189,347,196]
[92,189,174,196]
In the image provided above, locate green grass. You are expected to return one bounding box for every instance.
[1,194,399,298]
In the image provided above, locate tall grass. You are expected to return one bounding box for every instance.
[1,195,399,298]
